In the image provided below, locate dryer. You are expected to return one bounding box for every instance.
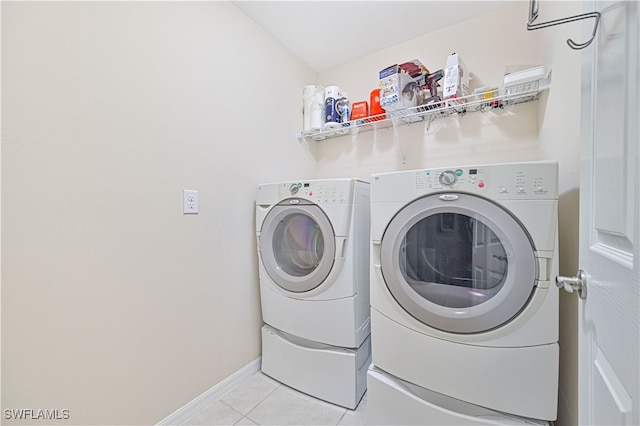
[367,161,559,423]
[256,178,370,409]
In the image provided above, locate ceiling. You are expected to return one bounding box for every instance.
[232,1,512,73]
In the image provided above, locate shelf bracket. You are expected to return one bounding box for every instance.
[527,0,600,50]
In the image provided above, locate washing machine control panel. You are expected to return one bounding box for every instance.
[278,181,351,203]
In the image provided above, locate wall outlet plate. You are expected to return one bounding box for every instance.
[183,190,199,214]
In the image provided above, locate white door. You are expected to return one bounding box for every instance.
[574,0,640,424]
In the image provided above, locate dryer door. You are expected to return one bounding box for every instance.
[260,199,336,293]
[380,193,538,334]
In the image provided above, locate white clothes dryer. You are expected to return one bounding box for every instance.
[256,178,371,409]
[368,161,559,422]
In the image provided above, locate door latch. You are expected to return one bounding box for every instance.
[556,269,587,299]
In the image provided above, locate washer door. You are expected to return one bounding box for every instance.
[381,193,538,334]
[260,199,336,293]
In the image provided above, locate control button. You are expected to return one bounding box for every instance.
[439,170,458,186]
[517,186,525,193]
[478,182,485,188]
[309,191,313,196]
[499,186,508,193]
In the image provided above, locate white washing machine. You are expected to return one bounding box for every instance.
[367,161,559,423]
[256,178,371,409]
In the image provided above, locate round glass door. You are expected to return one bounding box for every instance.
[260,199,336,293]
[381,193,538,333]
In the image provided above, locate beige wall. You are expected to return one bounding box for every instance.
[2,1,584,425]
[1,2,315,424]
[315,2,581,425]
[536,3,583,426]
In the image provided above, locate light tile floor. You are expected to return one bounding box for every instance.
[185,371,367,425]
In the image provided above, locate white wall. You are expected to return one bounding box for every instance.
[1,2,315,424]
[314,2,581,425]
[2,1,584,425]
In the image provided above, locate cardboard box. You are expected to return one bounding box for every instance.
[351,101,369,124]
[443,53,469,102]
[378,60,427,122]
[379,65,416,110]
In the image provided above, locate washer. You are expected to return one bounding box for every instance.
[367,161,559,423]
[256,178,370,409]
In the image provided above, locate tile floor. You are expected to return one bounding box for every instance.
[184,371,367,425]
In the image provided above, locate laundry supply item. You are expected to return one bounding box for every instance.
[336,93,351,123]
[369,89,385,121]
[303,85,325,130]
[351,101,369,124]
[443,53,469,104]
[324,85,342,128]
[336,92,351,134]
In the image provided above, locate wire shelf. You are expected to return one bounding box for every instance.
[297,81,549,142]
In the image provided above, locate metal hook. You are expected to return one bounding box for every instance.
[527,0,601,50]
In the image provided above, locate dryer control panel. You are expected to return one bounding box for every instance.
[416,167,489,193]
[413,163,558,200]
[371,161,558,202]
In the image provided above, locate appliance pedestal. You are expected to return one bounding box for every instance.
[261,325,370,409]
[367,366,549,425]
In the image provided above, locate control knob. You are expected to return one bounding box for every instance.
[289,183,299,195]
[439,170,458,186]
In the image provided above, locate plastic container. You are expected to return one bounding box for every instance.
[369,89,386,121]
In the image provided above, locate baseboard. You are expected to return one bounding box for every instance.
[156,357,261,425]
